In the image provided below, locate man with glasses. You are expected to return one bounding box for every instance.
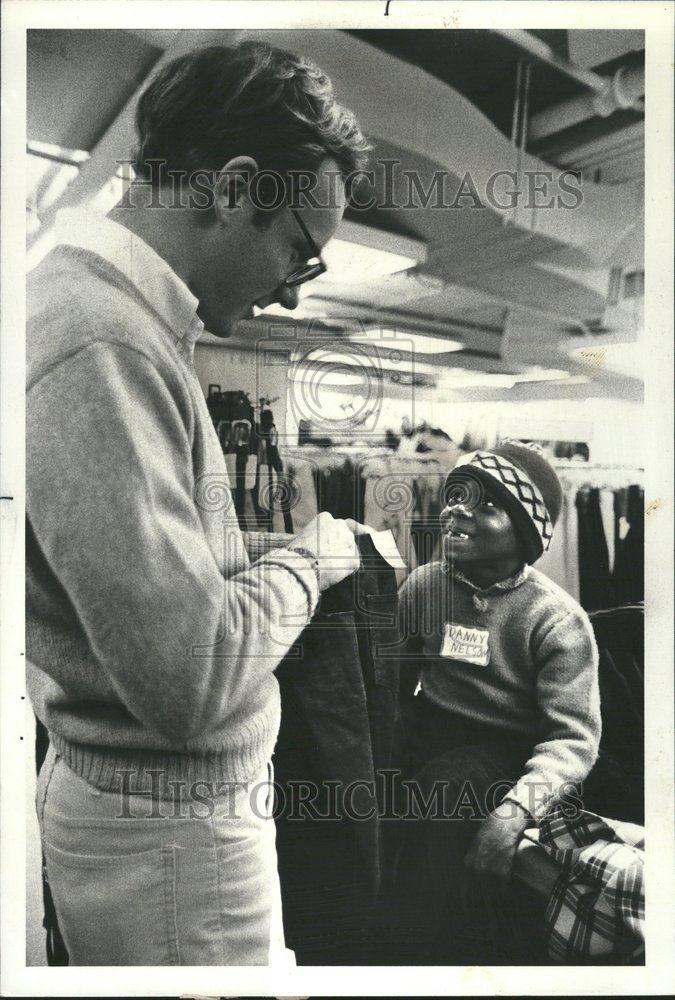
[285,208,328,286]
[27,40,369,965]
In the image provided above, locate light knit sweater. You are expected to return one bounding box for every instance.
[26,210,319,795]
[398,561,602,819]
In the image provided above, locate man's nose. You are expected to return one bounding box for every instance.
[273,284,300,310]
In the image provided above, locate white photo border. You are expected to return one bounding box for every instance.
[2,2,673,995]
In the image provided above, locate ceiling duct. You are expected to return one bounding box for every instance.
[528,65,644,143]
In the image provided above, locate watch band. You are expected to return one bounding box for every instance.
[287,545,321,580]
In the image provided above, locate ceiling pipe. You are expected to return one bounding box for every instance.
[497,29,618,94]
[529,65,645,143]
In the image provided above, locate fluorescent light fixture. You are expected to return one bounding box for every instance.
[27,140,90,164]
[439,367,581,391]
[291,344,440,379]
[317,239,418,285]
[517,368,571,382]
[351,330,463,354]
[440,371,518,390]
[291,371,365,388]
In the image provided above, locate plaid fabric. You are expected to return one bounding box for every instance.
[470,451,554,551]
[525,804,644,962]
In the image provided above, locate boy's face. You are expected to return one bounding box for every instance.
[440,490,522,568]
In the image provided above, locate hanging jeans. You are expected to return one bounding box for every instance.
[613,485,644,604]
[272,534,400,965]
[576,488,615,611]
[312,462,358,521]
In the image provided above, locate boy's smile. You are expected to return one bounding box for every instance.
[440,493,523,585]
[445,513,474,542]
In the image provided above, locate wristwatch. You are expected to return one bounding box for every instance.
[287,545,321,587]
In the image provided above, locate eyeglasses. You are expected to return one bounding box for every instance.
[284,208,327,288]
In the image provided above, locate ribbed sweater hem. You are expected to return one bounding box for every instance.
[49,703,280,799]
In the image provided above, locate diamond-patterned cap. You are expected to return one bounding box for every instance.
[472,451,553,550]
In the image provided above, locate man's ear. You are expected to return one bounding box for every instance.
[213,156,259,225]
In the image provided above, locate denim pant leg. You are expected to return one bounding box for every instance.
[36,746,281,966]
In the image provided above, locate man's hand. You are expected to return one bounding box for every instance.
[464,799,531,882]
[343,518,373,536]
[287,511,361,591]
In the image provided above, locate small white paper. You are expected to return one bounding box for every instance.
[360,526,407,570]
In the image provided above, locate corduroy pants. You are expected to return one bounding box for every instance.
[36,743,289,966]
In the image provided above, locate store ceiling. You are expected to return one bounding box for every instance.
[346,29,644,149]
[27,29,161,153]
[27,26,644,399]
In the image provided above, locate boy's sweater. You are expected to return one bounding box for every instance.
[26,209,319,796]
[398,560,601,819]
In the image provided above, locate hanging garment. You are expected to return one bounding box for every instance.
[613,485,644,604]
[312,461,357,522]
[256,458,293,534]
[257,411,294,535]
[537,489,580,601]
[576,488,615,611]
[272,534,400,965]
[410,470,445,567]
[284,455,320,531]
[599,488,616,575]
[613,487,629,562]
[591,604,643,723]
[361,459,417,584]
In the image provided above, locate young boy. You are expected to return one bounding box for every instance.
[391,441,601,963]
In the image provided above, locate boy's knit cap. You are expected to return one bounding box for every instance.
[444,441,563,564]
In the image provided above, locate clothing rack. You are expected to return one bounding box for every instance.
[552,462,644,492]
[537,465,644,611]
[279,447,450,581]
[281,446,445,471]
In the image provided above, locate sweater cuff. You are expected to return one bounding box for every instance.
[502,776,560,822]
[242,530,293,562]
[259,548,320,621]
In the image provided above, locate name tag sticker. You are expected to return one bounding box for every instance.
[440,622,490,666]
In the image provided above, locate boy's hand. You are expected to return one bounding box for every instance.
[464,799,531,882]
